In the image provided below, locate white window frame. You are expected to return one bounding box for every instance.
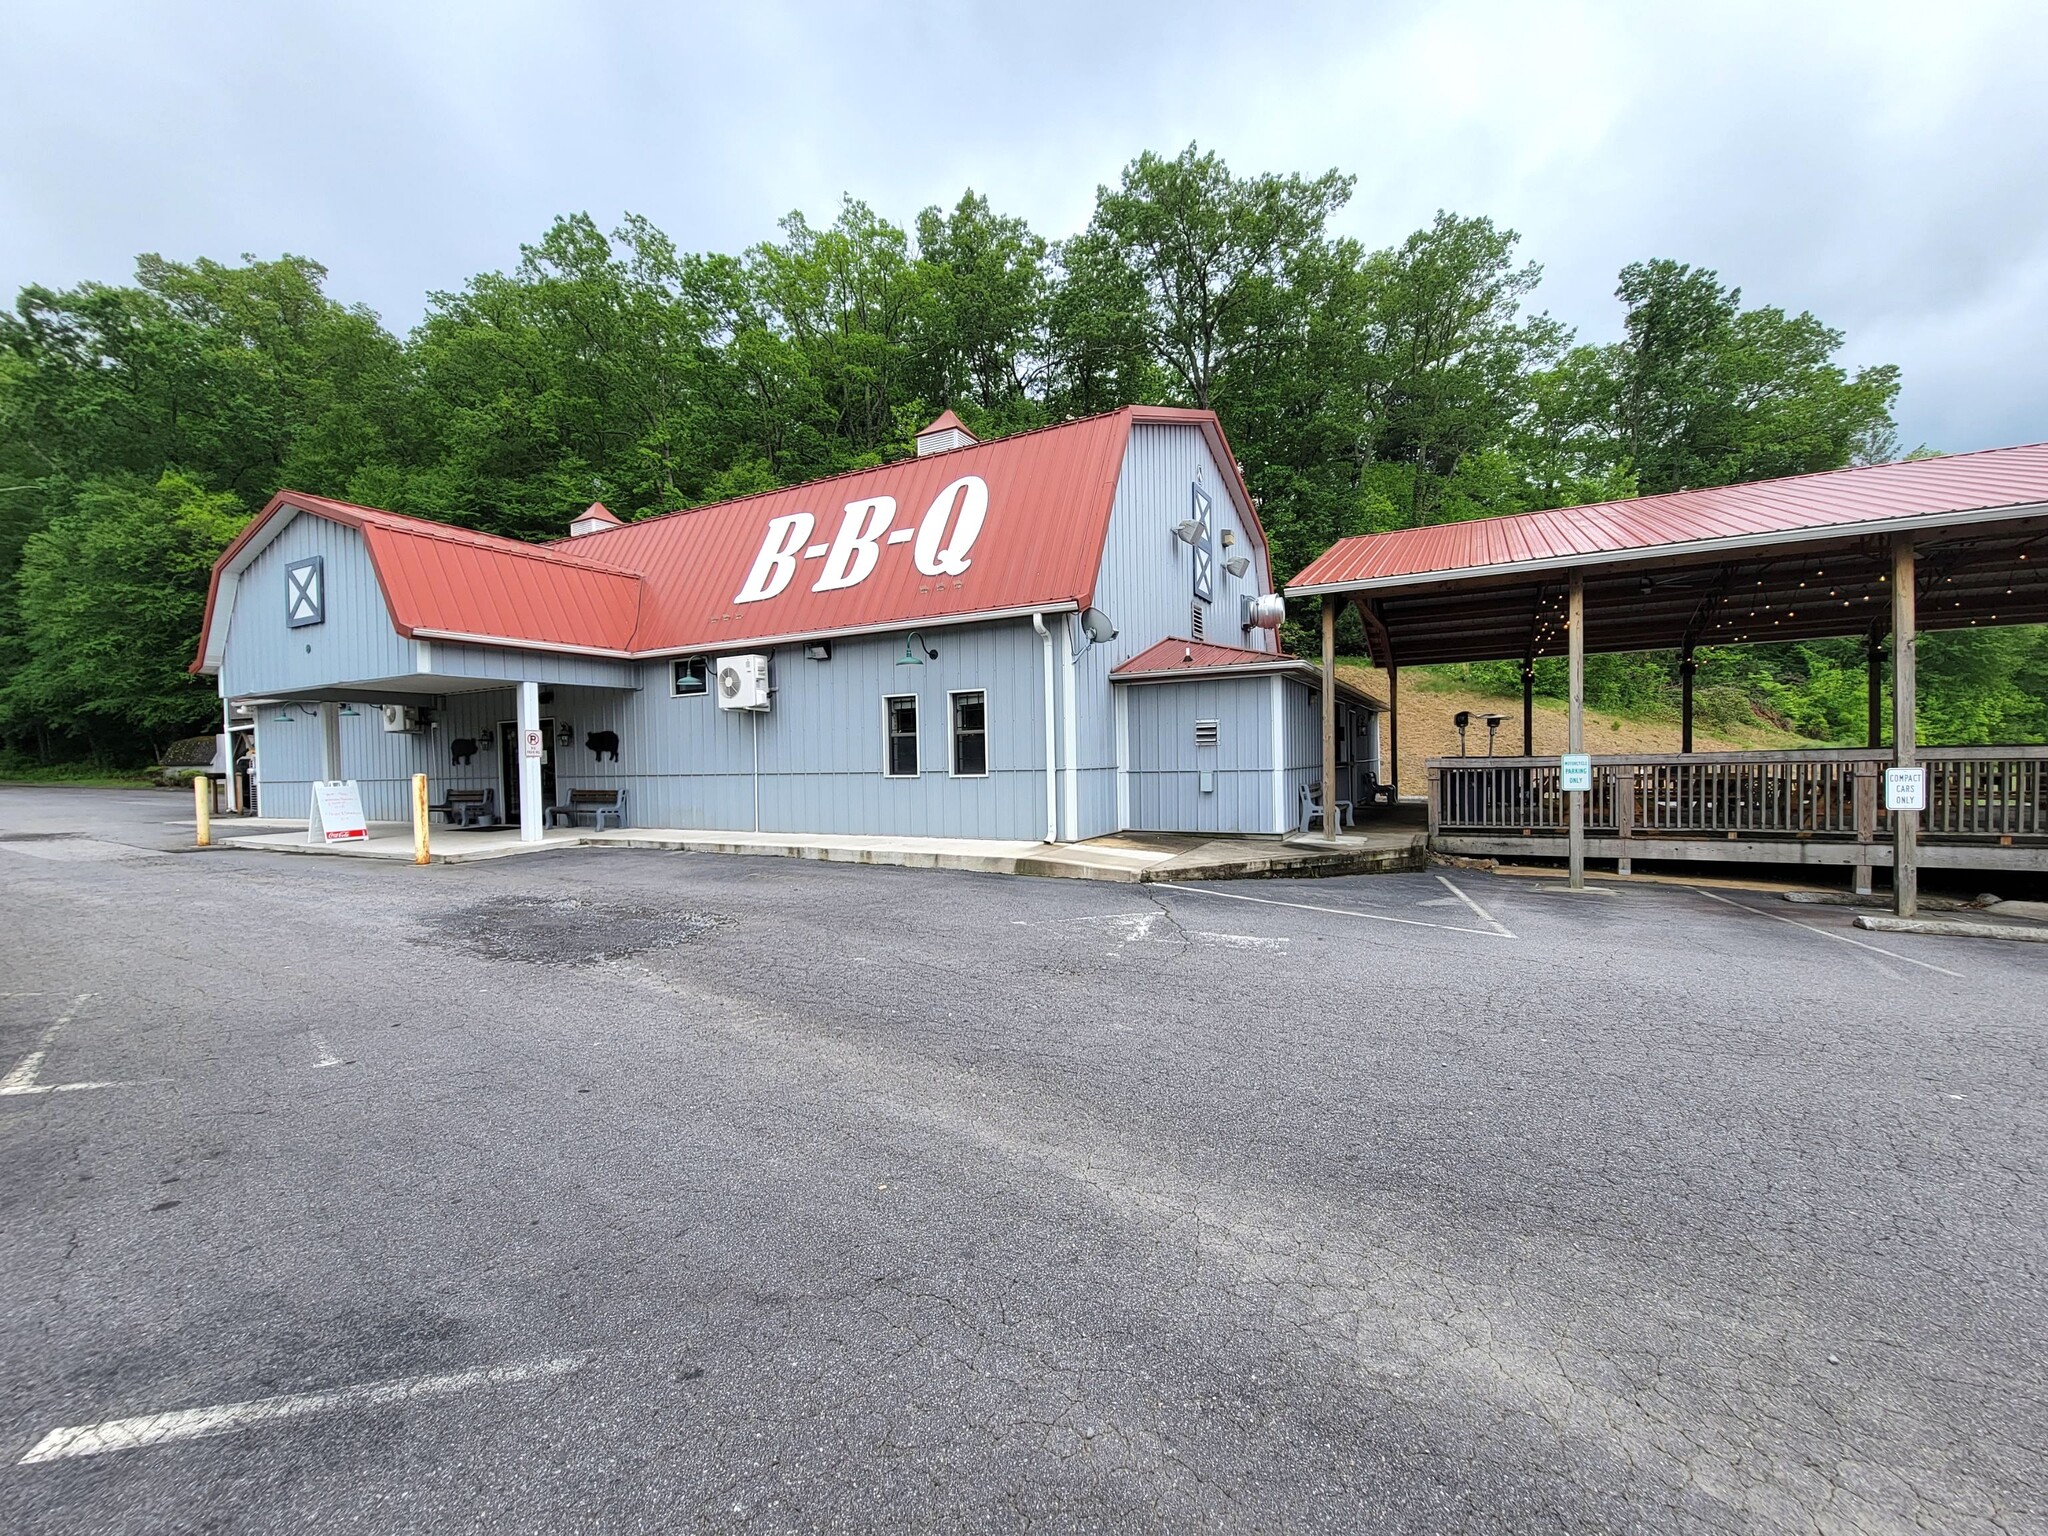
[883,692,920,779]
[671,655,709,698]
[948,689,990,779]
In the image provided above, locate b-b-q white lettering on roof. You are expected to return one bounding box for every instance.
[733,476,988,604]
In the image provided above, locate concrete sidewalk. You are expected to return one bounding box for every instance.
[219,818,1427,881]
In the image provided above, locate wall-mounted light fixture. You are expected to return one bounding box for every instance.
[1223,555,1251,578]
[1172,519,1204,547]
[896,633,938,666]
[804,640,833,661]
[478,728,495,749]
[557,723,575,746]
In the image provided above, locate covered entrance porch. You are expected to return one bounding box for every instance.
[237,673,636,845]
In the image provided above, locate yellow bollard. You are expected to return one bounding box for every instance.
[194,774,211,847]
[412,773,431,865]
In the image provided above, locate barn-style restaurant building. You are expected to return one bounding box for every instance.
[193,408,1385,844]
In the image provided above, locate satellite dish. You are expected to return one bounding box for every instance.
[1079,607,1118,644]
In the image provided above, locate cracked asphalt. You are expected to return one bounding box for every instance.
[0,785,2042,1534]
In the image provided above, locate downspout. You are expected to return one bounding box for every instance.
[1062,613,1081,842]
[1032,614,1058,843]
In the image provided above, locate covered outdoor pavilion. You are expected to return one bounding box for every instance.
[1289,443,2048,914]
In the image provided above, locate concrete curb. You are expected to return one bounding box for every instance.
[1854,914,2048,943]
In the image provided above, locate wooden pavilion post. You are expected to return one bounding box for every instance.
[1567,570,1585,891]
[1679,647,1696,754]
[1320,597,1338,842]
[1891,537,1918,916]
[1521,656,1534,756]
[1387,664,1399,795]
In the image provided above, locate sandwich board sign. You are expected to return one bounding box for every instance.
[1559,753,1593,793]
[1884,766,1927,813]
[309,780,368,844]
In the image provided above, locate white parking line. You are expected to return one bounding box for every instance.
[1156,883,1512,939]
[18,1356,584,1464]
[0,994,115,1096]
[1434,875,1515,939]
[1691,888,1961,978]
[308,1029,342,1069]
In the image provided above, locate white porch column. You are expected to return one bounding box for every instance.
[516,680,544,843]
[319,702,343,784]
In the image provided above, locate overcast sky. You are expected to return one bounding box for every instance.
[5,1,2044,454]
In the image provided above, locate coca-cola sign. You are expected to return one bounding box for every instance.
[734,475,988,605]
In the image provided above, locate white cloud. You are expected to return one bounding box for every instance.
[2,0,2042,450]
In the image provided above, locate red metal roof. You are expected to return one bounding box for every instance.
[191,492,644,670]
[1111,638,1299,677]
[195,407,1272,671]
[548,406,1253,654]
[1289,442,2048,594]
[916,409,972,439]
[574,501,622,526]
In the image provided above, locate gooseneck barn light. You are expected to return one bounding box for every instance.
[896,632,939,666]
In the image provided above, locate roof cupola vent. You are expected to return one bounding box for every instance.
[569,501,623,537]
[914,410,978,457]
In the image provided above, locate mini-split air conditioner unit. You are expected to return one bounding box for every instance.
[716,654,772,711]
[380,704,423,733]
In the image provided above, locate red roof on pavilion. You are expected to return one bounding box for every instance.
[1288,442,2048,594]
[917,409,973,439]
[194,406,1270,670]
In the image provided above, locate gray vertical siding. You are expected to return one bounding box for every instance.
[1122,675,1285,834]
[1071,424,1278,838]
[221,515,415,698]
[249,621,1053,840]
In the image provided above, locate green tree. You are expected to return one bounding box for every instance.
[6,473,245,760]
[1603,259,1901,494]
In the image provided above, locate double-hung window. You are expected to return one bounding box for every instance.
[949,691,987,777]
[884,695,919,777]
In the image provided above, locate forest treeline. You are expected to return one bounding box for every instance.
[1,144,2040,764]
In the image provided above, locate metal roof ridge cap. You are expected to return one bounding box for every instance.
[538,407,1139,547]
[1286,499,2048,596]
[366,518,650,579]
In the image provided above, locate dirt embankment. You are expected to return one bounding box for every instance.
[1337,664,1817,791]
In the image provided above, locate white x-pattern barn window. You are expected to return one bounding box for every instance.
[285,556,324,628]
[1189,483,1214,604]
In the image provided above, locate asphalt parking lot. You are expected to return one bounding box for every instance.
[2,785,2043,1534]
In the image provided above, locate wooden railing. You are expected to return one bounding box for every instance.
[1428,747,2048,844]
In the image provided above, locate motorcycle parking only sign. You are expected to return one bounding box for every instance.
[1559,753,1592,792]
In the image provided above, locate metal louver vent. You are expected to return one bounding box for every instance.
[1194,719,1220,747]
[1191,602,1205,640]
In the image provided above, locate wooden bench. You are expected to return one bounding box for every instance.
[430,787,499,827]
[1298,783,1353,834]
[547,787,628,831]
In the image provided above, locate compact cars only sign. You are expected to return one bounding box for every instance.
[733,476,988,605]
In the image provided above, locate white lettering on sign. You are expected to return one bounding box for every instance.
[915,476,986,578]
[734,513,816,604]
[730,478,989,604]
[812,497,896,592]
